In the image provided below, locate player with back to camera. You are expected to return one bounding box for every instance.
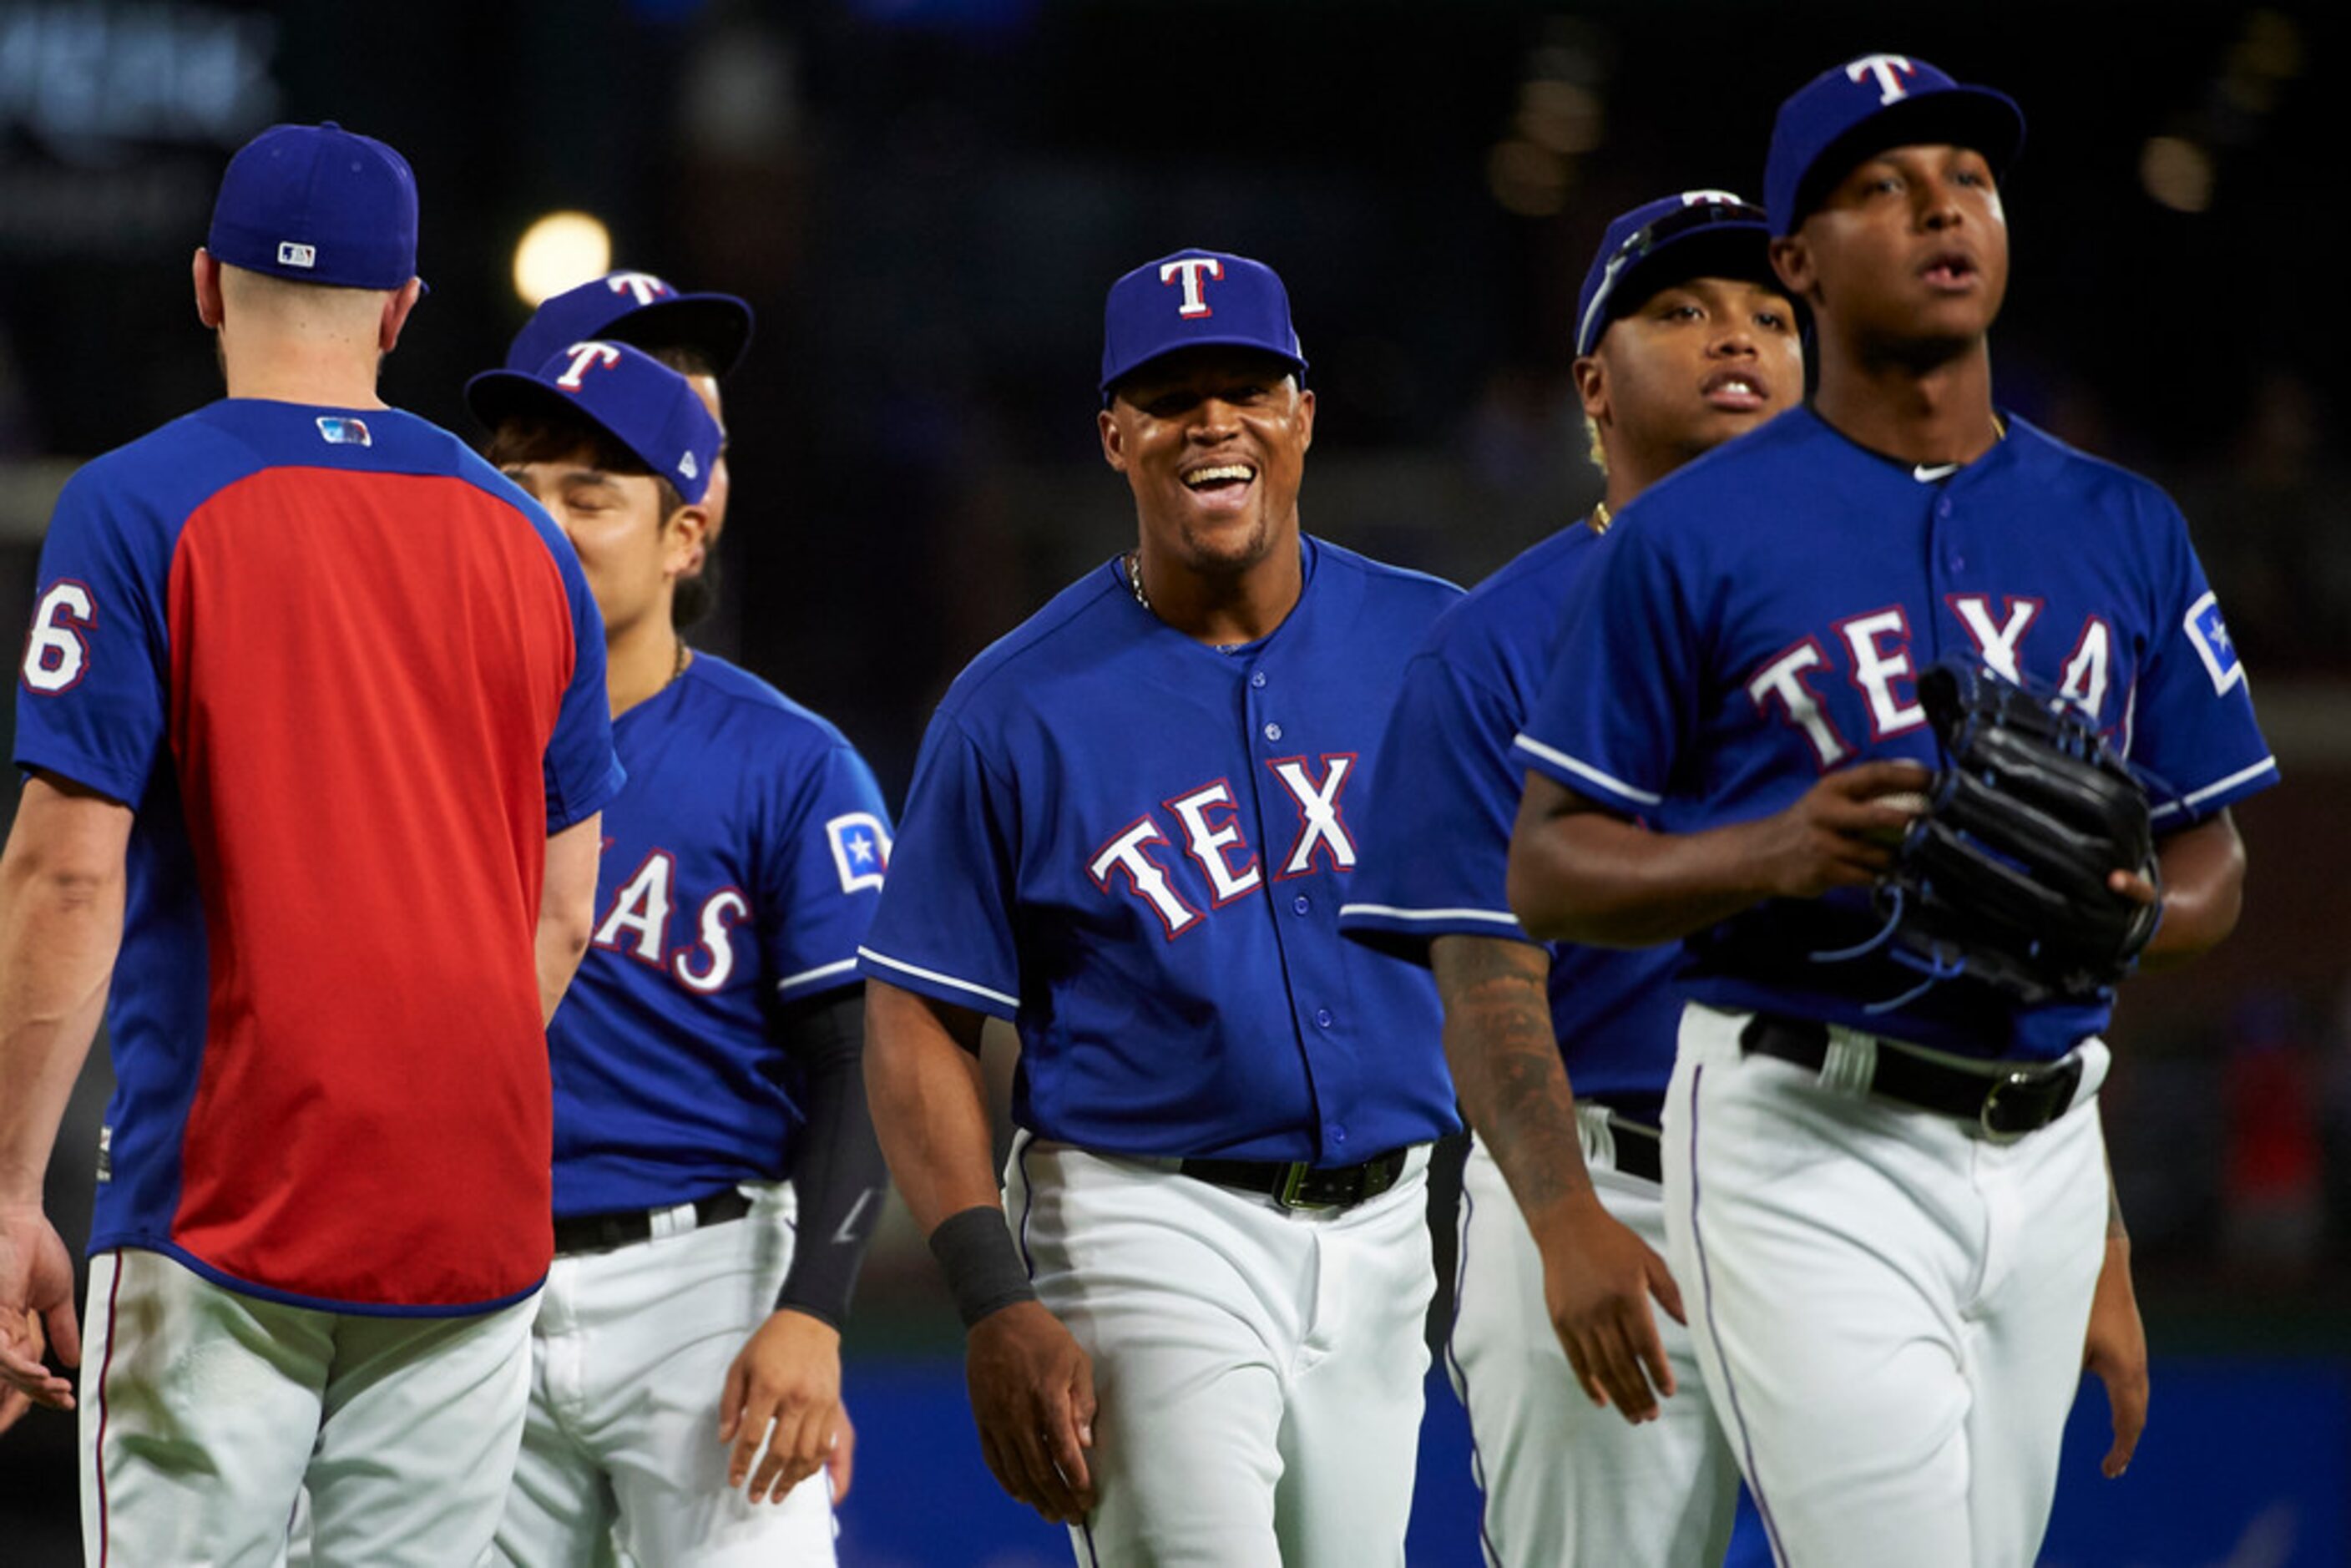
[466,332,891,1565]
[0,123,619,1565]
[1505,54,2271,1568]
[858,248,1464,1566]
[1344,190,1792,1567]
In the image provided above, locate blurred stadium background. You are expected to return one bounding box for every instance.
[1,2,2343,1562]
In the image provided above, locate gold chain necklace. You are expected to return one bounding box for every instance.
[1122,550,1153,615]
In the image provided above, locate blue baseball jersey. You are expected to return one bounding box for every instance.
[1339,522,1683,1109]
[550,652,892,1217]
[857,537,1464,1165]
[14,399,619,1313]
[1514,407,2278,1063]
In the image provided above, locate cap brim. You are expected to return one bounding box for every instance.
[1593,226,1787,352]
[1100,337,1309,400]
[1791,87,2025,233]
[599,296,754,377]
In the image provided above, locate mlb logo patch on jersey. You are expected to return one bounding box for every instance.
[277,240,317,269]
[316,416,372,447]
[2185,591,2245,695]
[827,812,891,893]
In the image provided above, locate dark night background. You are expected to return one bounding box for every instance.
[3,3,2347,1562]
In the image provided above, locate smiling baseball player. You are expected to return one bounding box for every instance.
[1507,55,2274,1568]
[1343,191,1794,1567]
[858,248,1462,1566]
[466,339,890,1566]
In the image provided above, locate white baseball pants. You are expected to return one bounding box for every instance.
[78,1246,534,1568]
[1004,1132,1433,1568]
[1447,1127,1741,1567]
[489,1182,836,1568]
[1664,1004,2107,1568]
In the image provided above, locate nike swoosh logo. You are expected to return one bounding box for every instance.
[1914,462,1960,483]
[832,1188,879,1247]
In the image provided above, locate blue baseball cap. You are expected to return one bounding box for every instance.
[206,122,422,291]
[1767,53,2025,236]
[1100,248,1307,403]
[505,271,755,377]
[1575,191,1778,357]
[465,341,722,505]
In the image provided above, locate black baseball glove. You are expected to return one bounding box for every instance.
[1874,661,2163,1004]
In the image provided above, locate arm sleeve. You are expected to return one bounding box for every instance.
[854,713,1024,1021]
[2126,498,2279,828]
[13,469,171,806]
[539,536,624,832]
[761,741,894,1004]
[772,989,888,1328]
[1339,648,1534,960]
[1510,524,1701,817]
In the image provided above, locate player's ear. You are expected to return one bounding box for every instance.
[378,277,424,354]
[1293,385,1314,453]
[1769,235,1816,303]
[192,248,225,329]
[661,503,710,579]
[1098,406,1129,473]
[1572,354,1609,426]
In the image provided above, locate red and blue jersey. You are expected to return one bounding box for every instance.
[858,537,1463,1166]
[549,652,891,1217]
[14,398,622,1315]
[1514,408,2278,1063]
[1341,522,1686,1113]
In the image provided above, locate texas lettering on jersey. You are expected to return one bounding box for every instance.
[1090,755,1356,937]
[592,844,755,994]
[1747,592,2130,768]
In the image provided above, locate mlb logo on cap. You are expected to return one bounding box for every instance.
[1766,53,2025,236]
[1100,247,1307,403]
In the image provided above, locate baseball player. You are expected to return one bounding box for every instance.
[1505,56,2273,1568]
[465,336,891,1565]
[502,271,754,620]
[857,248,1463,1566]
[1342,191,1795,1567]
[0,123,619,1565]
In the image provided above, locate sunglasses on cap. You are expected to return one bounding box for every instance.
[1576,198,1773,356]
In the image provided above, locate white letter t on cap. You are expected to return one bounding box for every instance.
[1160,258,1225,318]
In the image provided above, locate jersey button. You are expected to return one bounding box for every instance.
[1292,894,1311,914]
[1327,1124,1348,1146]
[1263,721,1284,741]
[1314,1008,1333,1028]
[1250,670,1268,689]
[1935,498,1954,518]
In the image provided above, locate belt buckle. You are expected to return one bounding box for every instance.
[1978,1068,2050,1144]
[1276,1161,1337,1211]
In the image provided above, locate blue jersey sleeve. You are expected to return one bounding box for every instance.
[855,712,1022,1020]
[542,541,624,832]
[13,466,171,806]
[1514,524,1698,817]
[1340,648,1531,959]
[2130,502,2278,827]
[763,741,896,1004]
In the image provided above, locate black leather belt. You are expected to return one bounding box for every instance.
[1596,1111,1663,1184]
[552,1188,753,1256]
[1178,1147,1411,1211]
[1740,1015,2084,1142]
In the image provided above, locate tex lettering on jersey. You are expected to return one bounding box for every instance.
[1514,408,2278,1061]
[858,537,1464,1165]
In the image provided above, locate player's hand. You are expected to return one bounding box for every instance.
[0,1308,48,1435]
[1747,761,1934,899]
[2082,1234,2148,1479]
[823,1399,857,1504]
[0,1206,80,1415]
[965,1299,1097,1525]
[1534,1191,1685,1425]
[717,1309,846,1505]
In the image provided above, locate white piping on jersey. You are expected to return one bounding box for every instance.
[1510,734,1666,807]
[775,956,860,995]
[2149,756,2278,820]
[1336,902,1522,929]
[856,947,1021,1012]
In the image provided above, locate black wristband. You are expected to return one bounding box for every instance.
[928,1204,1038,1329]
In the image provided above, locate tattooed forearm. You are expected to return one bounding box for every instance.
[1431,933,1593,1216]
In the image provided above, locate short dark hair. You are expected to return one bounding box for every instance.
[644,343,722,381]
[483,416,685,522]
